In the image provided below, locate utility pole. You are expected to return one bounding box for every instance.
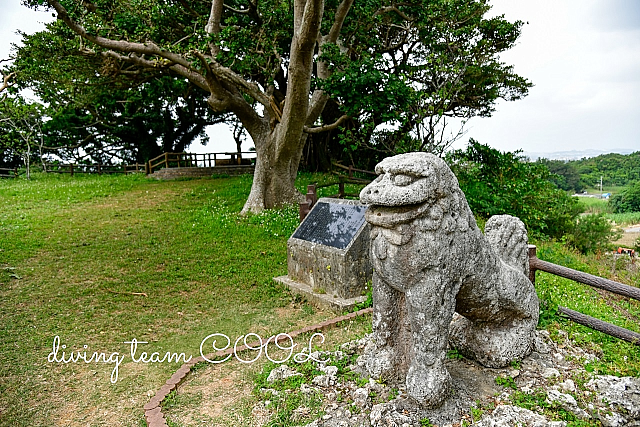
[600,176,603,194]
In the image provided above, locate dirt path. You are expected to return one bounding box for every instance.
[613,223,640,248]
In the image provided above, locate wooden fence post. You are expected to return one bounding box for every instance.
[70,164,74,177]
[528,245,537,285]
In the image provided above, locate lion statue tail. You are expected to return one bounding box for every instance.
[484,214,530,278]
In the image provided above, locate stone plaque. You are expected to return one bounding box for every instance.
[292,201,367,249]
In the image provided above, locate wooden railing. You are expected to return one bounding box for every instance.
[0,167,18,178]
[45,163,146,176]
[147,152,256,175]
[299,163,376,221]
[529,245,640,344]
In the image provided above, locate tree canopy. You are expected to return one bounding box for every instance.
[610,182,640,214]
[7,22,225,164]
[22,0,531,212]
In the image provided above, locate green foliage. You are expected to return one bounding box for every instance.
[495,375,517,390]
[576,197,610,215]
[9,21,223,164]
[0,95,45,175]
[314,0,532,168]
[534,241,640,377]
[536,158,583,193]
[510,390,599,426]
[610,181,640,214]
[574,151,640,188]
[565,213,622,254]
[607,211,640,227]
[351,286,373,312]
[448,140,581,238]
[447,349,464,360]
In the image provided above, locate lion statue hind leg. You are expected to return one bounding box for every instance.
[449,215,539,368]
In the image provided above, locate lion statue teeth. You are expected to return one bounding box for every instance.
[359,152,539,408]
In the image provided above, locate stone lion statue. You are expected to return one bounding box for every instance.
[359,152,539,407]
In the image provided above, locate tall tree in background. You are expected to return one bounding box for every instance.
[24,0,530,212]
[0,96,45,178]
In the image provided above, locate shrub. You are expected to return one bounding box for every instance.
[448,140,581,239]
[610,182,640,213]
[565,213,622,254]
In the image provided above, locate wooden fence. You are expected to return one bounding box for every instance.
[0,167,18,178]
[299,162,377,221]
[147,152,256,175]
[45,163,146,176]
[529,245,640,344]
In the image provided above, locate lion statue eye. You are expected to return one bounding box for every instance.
[393,174,415,186]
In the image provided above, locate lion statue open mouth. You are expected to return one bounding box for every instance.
[359,152,539,408]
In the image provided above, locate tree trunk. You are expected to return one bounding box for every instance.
[241,131,306,214]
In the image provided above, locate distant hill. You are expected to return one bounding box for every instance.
[535,151,640,192]
[523,148,635,161]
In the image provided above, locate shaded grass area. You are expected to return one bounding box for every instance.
[0,173,331,426]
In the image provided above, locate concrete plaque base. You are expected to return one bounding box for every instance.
[273,275,369,314]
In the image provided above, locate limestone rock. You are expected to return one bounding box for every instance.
[474,405,567,427]
[267,365,302,383]
[586,375,640,421]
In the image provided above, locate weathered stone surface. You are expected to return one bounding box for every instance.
[474,405,567,427]
[267,365,302,383]
[586,375,640,424]
[546,389,591,420]
[246,332,640,427]
[359,152,539,407]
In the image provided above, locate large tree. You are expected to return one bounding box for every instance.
[25,0,530,213]
[9,23,225,164]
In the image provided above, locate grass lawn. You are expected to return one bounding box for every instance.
[0,172,371,426]
[1,172,639,427]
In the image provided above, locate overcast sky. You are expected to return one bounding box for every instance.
[2,1,639,158]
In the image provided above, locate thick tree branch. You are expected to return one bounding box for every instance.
[306,0,353,125]
[0,72,15,93]
[48,1,197,76]
[326,0,354,43]
[304,114,349,133]
[374,5,413,21]
[101,51,209,91]
[208,60,272,109]
[205,0,224,56]
[223,4,250,14]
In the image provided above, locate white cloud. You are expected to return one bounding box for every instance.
[456,0,640,155]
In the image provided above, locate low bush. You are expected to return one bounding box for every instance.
[565,213,622,254]
[610,182,640,213]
